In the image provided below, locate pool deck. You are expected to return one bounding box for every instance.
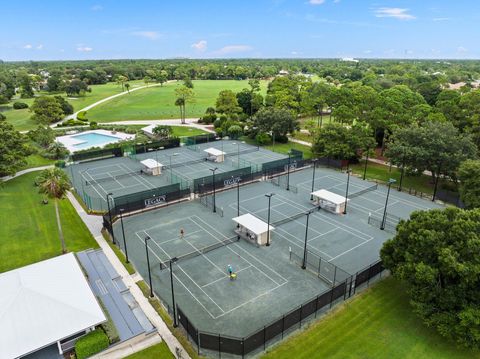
[56,129,134,153]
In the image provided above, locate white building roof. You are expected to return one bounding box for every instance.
[141,124,156,135]
[204,147,226,157]
[311,189,347,205]
[0,253,106,359]
[232,213,274,236]
[140,158,162,169]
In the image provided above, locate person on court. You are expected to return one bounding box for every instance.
[180,228,185,239]
[227,264,233,275]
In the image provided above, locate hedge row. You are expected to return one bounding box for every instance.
[74,328,109,359]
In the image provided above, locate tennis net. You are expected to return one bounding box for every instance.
[272,205,320,227]
[160,235,239,269]
[349,183,378,199]
[166,158,207,169]
[225,147,259,156]
[85,170,143,186]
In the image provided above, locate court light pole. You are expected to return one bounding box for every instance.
[210,167,218,213]
[265,193,275,247]
[381,178,396,230]
[145,236,154,297]
[169,257,178,327]
[119,208,129,263]
[310,159,317,200]
[236,177,241,227]
[343,169,352,215]
[363,147,369,181]
[106,192,116,245]
[302,210,313,270]
[286,151,292,191]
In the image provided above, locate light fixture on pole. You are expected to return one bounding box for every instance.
[210,167,218,213]
[119,208,129,263]
[265,193,275,246]
[381,178,396,230]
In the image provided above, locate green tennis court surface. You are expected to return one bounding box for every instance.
[111,165,443,338]
[67,140,287,211]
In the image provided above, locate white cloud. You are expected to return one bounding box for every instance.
[433,17,449,22]
[215,45,253,55]
[363,50,372,54]
[91,4,103,11]
[457,46,468,53]
[23,44,32,49]
[77,46,93,52]
[132,31,161,40]
[191,40,207,52]
[308,0,325,5]
[333,0,340,3]
[36,44,43,50]
[374,8,416,20]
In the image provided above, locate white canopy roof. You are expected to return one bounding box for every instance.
[204,147,226,156]
[232,213,274,235]
[140,158,162,169]
[141,124,156,135]
[311,189,348,205]
[0,253,106,359]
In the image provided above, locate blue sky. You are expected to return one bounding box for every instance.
[1,0,478,61]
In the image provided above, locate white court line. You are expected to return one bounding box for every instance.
[328,236,374,261]
[118,163,156,190]
[214,282,288,319]
[189,216,288,285]
[80,170,109,198]
[176,264,225,314]
[143,229,203,246]
[181,231,226,276]
[201,265,253,288]
[85,165,128,189]
[132,233,218,319]
[274,228,333,260]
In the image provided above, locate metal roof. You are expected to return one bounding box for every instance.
[311,189,347,205]
[0,253,106,359]
[232,213,274,235]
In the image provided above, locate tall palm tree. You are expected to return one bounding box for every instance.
[36,168,71,254]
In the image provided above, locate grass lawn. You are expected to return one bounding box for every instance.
[22,153,55,169]
[266,141,313,159]
[2,81,143,131]
[0,172,98,273]
[291,131,313,143]
[170,126,207,137]
[350,160,437,194]
[263,277,480,359]
[88,80,269,123]
[125,342,174,359]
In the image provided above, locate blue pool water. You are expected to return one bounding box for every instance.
[72,132,122,149]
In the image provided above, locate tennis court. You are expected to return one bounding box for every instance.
[111,164,443,338]
[67,140,282,211]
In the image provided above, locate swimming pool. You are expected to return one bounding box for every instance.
[72,133,122,149]
[56,130,134,152]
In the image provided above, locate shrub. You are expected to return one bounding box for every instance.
[201,113,217,125]
[75,329,109,359]
[55,160,66,168]
[255,132,271,145]
[13,101,28,109]
[90,121,98,129]
[228,125,243,139]
[213,118,222,129]
[0,113,6,120]
[77,111,88,121]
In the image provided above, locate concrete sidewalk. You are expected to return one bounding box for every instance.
[66,192,190,359]
[1,165,54,182]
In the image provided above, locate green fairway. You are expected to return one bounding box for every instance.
[88,80,268,123]
[263,277,479,359]
[2,81,143,131]
[124,342,174,359]
[0,172,98,273]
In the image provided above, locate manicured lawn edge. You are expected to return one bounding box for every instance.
[136,280,204,359]
[101,228,136,275]
[124,341,174,358]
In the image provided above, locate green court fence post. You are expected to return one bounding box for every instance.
[106,193,116,244]
[281,315,285,339]
[299,305,303,328]
[197,333,201,355]
[314,295,319,318]
[286,152,291,191]
[263,326,266,350]
[363,149,369,180]
[333,266,337,287]
[329,287,334,308]
[119,208,129,263]
[218,334,221,359]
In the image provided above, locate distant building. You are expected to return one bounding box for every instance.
[340,57,359,63]
[278,70,289,76]
[0,253,106,359]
